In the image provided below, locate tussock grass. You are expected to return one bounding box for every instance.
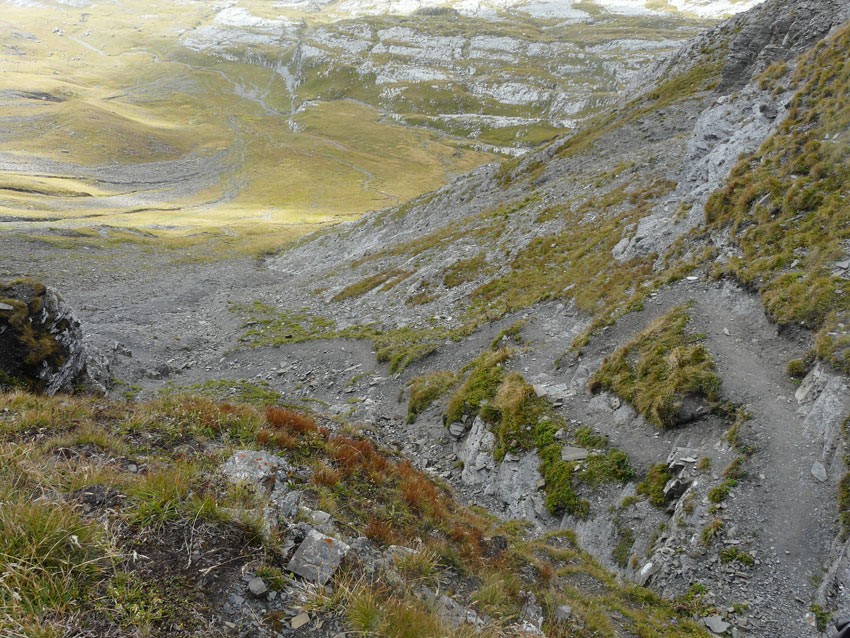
[407,371,458,423]
[589,304,721,428]
[703,24,850,373]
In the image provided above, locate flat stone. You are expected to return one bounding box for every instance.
[221,450,288,486]
[0,302,13,311]
[449,422,466,439]
[247,577,268,597]
[287,529,350,585]
[703,615,730,634]
[386,545,414,561]
[300,506,331,526]
[554,604,573,621]
[560,446,589,462]
[291,612,310,629]
[812,461,827,482]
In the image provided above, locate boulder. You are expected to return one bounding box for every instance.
[0,278,98,394]
[287,528,350,585]
[703,615,730,634]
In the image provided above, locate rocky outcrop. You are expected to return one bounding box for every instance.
[0,278,103,395]
[457,416,551,525]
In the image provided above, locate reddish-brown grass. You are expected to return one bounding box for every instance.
[328,435,392,482]
[365,519,397,545]
[274,431,296,449]
[264,406,317,433]
[256,429,274,445]
[450,523,483,558]
[312,462,341,487]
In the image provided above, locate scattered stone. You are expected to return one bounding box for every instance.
[287,529,350,585]
[429,591,484,628]
[560,446,589,462]
[247,577,268,597]
[291,612,310,629]
[703,615,730,634]
[812,462,827,483]
[449,422,466,439]
[554,604,573,621]
[520,591,544,630]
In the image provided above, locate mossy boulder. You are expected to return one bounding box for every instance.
[0,278,93,394]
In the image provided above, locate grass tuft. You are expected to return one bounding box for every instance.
[589,304,721,428]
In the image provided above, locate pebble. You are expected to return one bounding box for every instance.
[247,577,268,597]
[291,612,310,629]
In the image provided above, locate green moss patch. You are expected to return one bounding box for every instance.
[636,463,672,507]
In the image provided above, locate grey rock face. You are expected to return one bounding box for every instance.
[458,416,549,524]
[221,450,291,486]
[222,451,300,535]
[459,416,498,485]
[797,364,850,458]
[286,528,350,585]
[0,279,98,395]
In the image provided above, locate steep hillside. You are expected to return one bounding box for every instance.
[0,390,721,638]
[230,0,848,634]
[2,0,850,637]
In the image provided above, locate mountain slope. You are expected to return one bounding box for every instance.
[233,0,850,634]
[1,0,850,636]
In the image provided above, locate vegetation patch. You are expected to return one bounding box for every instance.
[719,547,754,567]
[444,347,511,426]
[703,24,850,373]
[406,371,457,423]
[333,269,413,301]
[636,463,672,507]
[588,304,721,428]
[442,253,489,288]
[233,303,475,374]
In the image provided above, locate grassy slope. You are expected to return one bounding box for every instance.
[0,389,711,638]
